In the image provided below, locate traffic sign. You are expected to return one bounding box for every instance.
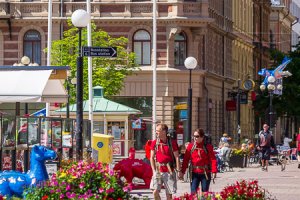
[82,46,117,57]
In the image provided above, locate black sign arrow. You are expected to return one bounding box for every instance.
[82,46,117,58]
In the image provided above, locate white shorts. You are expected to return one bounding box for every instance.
[150,171,177,194]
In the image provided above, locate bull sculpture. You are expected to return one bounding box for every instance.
[114,158,152,189]
[0,145,57,197]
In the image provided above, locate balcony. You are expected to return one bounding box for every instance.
[0,1,210,20]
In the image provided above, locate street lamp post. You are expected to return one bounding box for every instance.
[237,79,241,144]
[71,9,90,160]
[260,76,276,128]
[184,57,197,143]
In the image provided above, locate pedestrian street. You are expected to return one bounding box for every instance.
[130,162,300,200]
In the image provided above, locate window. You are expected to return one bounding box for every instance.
[173,97,188,145]
[174,32,187,66]
[107,121,125,140]
[93,121,104,134]
[133,30,151,65]
[23,30,41,64]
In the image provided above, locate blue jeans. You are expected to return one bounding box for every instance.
[216,156,223,172]
[191,172,211,193]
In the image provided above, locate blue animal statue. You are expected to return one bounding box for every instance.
[0,145,57,198]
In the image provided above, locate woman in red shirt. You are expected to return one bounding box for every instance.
[180,128,217,194]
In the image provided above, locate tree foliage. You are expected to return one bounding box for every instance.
[253,46,300,120]
[49,21,138,103]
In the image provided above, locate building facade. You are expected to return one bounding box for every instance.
[290,0,300,51]
[1,0,296,150]
[231,0,255,142]
[270,0,295,53]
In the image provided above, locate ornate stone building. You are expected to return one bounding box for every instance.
[115,0,235,146]
[231,0,255,141]
[252,0,271,135]
[270,0,295,53]
[253,0,271,81]
[290,0,300,51]
[2,0,291,148]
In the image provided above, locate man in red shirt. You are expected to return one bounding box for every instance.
[150,123,181,200]
[296,132,300,169]
[179,128,217,194]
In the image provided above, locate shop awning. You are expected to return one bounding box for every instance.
[0,70,67,103]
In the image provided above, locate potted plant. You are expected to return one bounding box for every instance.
[230,149,248,168]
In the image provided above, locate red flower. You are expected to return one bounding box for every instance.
[42,195,48,200]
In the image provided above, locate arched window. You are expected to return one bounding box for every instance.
[133,30,151,65]
[23,30,41,64]
[174,32,187,66]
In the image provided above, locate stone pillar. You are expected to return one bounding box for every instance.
[156,96,174,129]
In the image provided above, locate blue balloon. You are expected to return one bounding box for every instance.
[258,56,292,86]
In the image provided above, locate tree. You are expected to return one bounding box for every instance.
[50,21,138,103]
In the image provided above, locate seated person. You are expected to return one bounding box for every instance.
[282,136,292,149]
[220,133,232,144]
[215,143,224,172]
[218,143,231,172]
[241,143,247,151]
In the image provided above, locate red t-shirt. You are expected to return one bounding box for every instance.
[296,134,300,151]
[151,139,179,172]
[181,142,217,174]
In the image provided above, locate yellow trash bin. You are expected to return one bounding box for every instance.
[92,133,114,164]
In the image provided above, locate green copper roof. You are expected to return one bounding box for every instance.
[55,86,141,114]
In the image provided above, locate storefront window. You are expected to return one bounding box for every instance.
[107,121,125,140]
[109,97,153,150]
[3,117,16,147]
[133,122,152,150]
[93,121,104,134]
[174,97,188,146]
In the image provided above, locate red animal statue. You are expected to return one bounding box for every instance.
[113,158,152,189]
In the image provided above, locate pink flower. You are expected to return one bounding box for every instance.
[98,188,104,193]
[79,182,85,189]
[66,184,71,191]
[106,188,115,193]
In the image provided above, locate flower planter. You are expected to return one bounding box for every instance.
[230,155,248,168]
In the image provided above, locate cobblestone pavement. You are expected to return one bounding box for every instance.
[130,161,300,200]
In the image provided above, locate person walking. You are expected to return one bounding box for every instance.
[179,128,217,194]
[296,132,300,169]
[257,123,276,172]
[150,123,181,200]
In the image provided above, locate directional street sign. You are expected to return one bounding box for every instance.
[82,46,117,57]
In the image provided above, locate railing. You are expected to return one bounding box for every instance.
[0,1,210,19]
[0,115,91,172]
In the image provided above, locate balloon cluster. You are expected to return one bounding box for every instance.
[258,57,292,92]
